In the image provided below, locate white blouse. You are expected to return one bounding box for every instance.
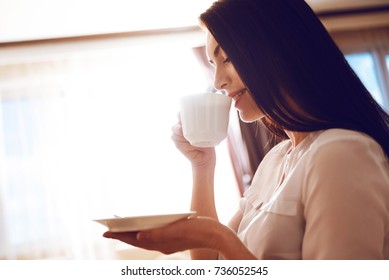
[237,129,389,259]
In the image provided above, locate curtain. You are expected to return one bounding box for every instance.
[0,59,124,259]
[331,27,389,53]
[0,31,235,259]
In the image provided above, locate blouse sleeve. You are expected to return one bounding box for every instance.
[302,136,389,259]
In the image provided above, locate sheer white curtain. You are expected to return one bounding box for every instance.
[0,31,240,259]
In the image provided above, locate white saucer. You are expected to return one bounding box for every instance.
[94,212,195,232]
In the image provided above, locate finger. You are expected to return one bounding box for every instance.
[136,218,193,242]
[103,231,139,244]
[171,133,187,144]
[171,122,183,135]
[171,124,188,143]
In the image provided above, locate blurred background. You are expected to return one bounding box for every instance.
[0,0,388,259]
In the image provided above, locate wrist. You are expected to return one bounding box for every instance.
[192,155,216,170]
[192,154,216,182]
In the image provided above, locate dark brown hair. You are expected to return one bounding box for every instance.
[200,0,389,156]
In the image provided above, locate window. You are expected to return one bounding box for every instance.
[345,52,385,107]
[0,31,240,259]
[386,54,389,72]
[331,27,389,111]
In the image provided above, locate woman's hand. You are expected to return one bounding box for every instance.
[103,216,224,256]
[103,216,257,259]
[171,121,216,168]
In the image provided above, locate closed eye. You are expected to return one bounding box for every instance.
[223,57,231,64]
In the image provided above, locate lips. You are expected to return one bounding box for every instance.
[228,89,247,105]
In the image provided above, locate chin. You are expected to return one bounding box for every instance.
[238,111,261,123]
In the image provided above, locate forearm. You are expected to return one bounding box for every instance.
[190,161,218,218]
[190,158,219,259]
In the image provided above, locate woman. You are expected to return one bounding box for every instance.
[104,0,389,259]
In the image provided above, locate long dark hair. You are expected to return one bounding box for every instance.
[200,0,389,157]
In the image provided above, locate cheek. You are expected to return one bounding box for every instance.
[230,67,243,83]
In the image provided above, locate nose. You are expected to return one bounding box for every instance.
[213,67,228,91]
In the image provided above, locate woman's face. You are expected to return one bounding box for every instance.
[206,32,264,123]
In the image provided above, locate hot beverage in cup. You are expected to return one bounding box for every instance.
[179,93,232,147]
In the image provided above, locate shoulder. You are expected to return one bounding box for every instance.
[308,128,387,165]
[302,128,389,200]
[314,128,381,144]
[301,129,389,259]
[313,128,381,148]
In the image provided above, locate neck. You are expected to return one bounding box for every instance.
[285,130,309,148]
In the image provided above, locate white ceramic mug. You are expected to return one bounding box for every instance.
[179,93,232,147]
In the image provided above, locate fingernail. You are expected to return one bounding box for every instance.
[136,231,150,240]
